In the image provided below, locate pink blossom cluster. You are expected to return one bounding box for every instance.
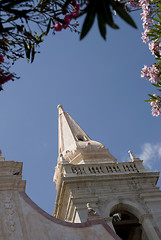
[141,64,161,83]
[127,1,139,8]
[53,4,79,32]
[150,94,161,116]
[0,54,13,90]
[139,0,152,43]
[129,0,161,116]
[149,41,161,57]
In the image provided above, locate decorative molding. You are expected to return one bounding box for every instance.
[139,213,153,224]
[2,192,16,233]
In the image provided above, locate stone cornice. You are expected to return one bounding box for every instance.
[0,161,26,191]
[61,171,159,185]
[0,160,23,176]
[54,160,156,188]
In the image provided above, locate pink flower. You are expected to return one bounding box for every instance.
[128,1,139,8]
[149,65,161,83]
[141,64,161,83]
[142,21,151,30]
[53,22,63,32]
[141,29,150,43]
[72,4,80,19]
[63,14,72,29]
[53,2,79,33]
[141,65,150,79]
[149,41,161,56]
[150,94,161,116]
[138,0,152,44]
[0,54,4,63]
[139,0,150,8]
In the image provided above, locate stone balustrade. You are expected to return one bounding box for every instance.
[62,160,149,177]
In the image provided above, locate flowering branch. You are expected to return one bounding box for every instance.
[0,0,80,90]
[0,54,19,90]
[139,0,161,116]
[0,0,137,91]
[127,0,161,116]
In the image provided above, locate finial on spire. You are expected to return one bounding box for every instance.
[0,149,2,156]
[57,104,65,114]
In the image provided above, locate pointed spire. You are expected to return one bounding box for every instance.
[57,105,116,164]
[57,104,91,155]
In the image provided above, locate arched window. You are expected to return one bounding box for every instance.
[110,210,148,240]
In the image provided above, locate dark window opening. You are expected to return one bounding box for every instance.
[110,210,148,240]
[76,135,87,142]
[78,137,84,141]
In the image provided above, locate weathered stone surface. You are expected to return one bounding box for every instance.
[1,106,161,240]
[54,106,161,240]
[0,157,120,240]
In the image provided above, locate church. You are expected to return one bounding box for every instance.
[0,105,161,239]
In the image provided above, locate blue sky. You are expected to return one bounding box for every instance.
[0,11,161,215]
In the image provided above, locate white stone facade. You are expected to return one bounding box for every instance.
[0,157,120,240]
[54,105,161,240]
[1,105,161,239]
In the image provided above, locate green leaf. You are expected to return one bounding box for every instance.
[145,100,153,102]
[152,83,161,87]
[31,44,35,63]
[155,51,160,57]
[0,39,10,47]
[109,0,137,29]
[77,7,88,18]
[80,0,97,40]
[97,12,106,40]
[24,29,35,40]
[156,12,161,21]
[153,23,161,29]
[99,0,119,29]
[46,18,51,35]
[148,94,157,99]
[63,0,71,11]
[23,40,31,62]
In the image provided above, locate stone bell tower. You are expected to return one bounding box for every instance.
[53,105,161,240]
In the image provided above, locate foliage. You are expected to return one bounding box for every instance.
[78,0,137,40]
[0,0,78,64]
[2,0,159,117]
[0,0,79,88]
[133,0,161,116]
[0,0,137,90]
